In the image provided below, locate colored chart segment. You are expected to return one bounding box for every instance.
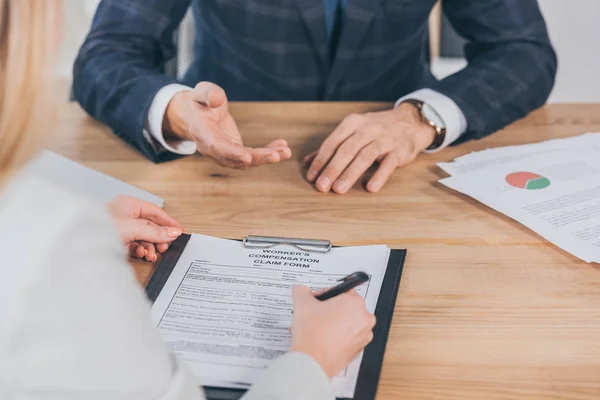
[506,172,551,190]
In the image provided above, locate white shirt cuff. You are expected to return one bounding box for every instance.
[145,84,197,155]
[395,88,468,153]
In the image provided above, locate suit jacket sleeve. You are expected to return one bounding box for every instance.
[429,0,558,143]
[73,0,192,163]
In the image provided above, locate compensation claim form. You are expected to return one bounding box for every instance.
[150,234,391,398]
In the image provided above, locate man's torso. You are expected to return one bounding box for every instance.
[184,0,438,101]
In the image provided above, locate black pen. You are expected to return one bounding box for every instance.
[315,271,370,301]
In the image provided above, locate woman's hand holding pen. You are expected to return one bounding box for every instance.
[289,285,376,379]
[107,196,184,262]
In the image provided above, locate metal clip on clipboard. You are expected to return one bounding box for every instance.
[242,235,332,254]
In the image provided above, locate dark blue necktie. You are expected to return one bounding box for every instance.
[324,0,341,39]
[324,0,346,59]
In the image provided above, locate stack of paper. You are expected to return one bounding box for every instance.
[439,133,600,263]
[26,150,164,206]
[151,234,391,398]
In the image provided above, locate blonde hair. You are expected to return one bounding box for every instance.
[0,0,55,183]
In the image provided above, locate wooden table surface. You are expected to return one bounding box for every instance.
[51,102,600,400]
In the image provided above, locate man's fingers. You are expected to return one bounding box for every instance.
[266,140,292,161]
[250,147,281,165]
[304,151,318,167]
[248,144,292,166]
[307,113,363,182]
[315,132,374,193]
[267,145,292,162]
[332,142,384,194]
[267,139,288,148]
[367,153,399,193]
[192,81,227,108]
[199,129,253,166]
[275,146,293,161]
[208,141,291,168]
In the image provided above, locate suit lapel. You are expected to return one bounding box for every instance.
[293,0,330,72]
[326,0,381,97]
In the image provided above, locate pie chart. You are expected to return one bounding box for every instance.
[506,172,551,190]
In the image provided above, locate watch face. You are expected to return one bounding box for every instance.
[422,103,446,129]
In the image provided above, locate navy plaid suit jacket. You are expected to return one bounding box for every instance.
[73,0,557,163]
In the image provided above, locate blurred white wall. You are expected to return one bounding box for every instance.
[434,1,600,103]
[55,0,98,76]
[539,0,600,103]
[59,0,600,103]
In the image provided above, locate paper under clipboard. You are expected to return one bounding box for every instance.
[146,234,406,400]
[26,150,164,206]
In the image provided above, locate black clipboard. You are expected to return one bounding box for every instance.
[146,234,406,400]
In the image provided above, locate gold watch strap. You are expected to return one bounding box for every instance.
[402,99,446,150]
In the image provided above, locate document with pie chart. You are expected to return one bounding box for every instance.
[505,172,551,190]
[440,150,600,263]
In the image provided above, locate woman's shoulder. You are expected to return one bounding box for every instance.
[2,169,88,207]
[0,170,118,261]
[0,170,108,224]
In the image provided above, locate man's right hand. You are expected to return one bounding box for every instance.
[163,82,292,168]
[289,285,376,379]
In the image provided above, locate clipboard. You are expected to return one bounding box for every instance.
[146,234,407,400]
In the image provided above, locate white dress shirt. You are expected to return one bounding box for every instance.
[144,85,468,155]
[0,170,335,400]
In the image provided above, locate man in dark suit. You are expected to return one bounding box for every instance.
[74,0,557,194]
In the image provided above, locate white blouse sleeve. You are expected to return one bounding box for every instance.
[0,182,334,400]
[0,199,204,400]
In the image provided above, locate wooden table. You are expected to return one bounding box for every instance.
[52,102,600,399]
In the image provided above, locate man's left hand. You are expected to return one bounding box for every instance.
[305,103,436,194]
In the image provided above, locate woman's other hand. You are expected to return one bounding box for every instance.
[107,195,184,262]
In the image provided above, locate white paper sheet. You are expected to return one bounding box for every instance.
[440,151,600,263]
[26,150,164,206]
[151,234,391,398]
[439,133,600,176]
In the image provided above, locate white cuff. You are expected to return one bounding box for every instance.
[145,84,197,155]
[395,88,468,153]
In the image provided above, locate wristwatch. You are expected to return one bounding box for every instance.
[401,99,447,151]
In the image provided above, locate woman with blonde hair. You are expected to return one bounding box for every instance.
[0,1,376,399]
